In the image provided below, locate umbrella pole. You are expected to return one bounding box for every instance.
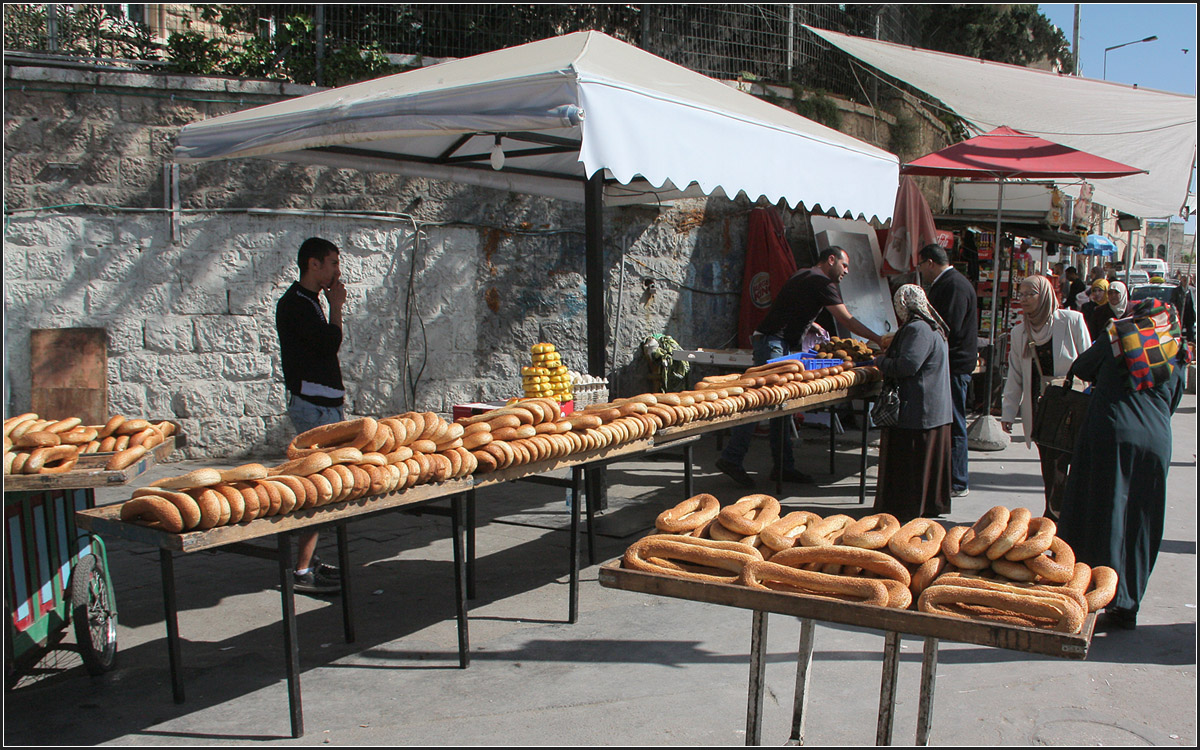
[968,178,1008,451]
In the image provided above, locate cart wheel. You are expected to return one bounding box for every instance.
[70,554,117,675]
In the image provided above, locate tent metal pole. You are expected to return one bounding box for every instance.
[585,171,607,376]
[984,179,1005,413]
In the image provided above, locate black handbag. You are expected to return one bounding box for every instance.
[1031,373,1090,454]
[870,380,901,427]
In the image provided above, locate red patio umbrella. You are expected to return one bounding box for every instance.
[900,126,1145,447]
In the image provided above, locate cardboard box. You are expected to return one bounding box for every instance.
[452,399,574,422]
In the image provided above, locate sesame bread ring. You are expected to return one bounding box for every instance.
[330,464,357,501]
[909,554,949,597]
[624,534,762,583]
[718,494,782,536]
[9,419,45,440]
[130,427,164,449]
[841,513,901,550]
[760,511,823,553]
[28,445,79,474]
[887,518,947,564]
[1084,566,1118,612]
[1064,561,1092,597]
[98,436,118,452]
[877,577,914,609]
[45,417,82,434]
[3,413,38,437]
[272,452,333,477]
[990,557,1039,582]
[463,431,493,450]
[1003,517,1057,561]
[986,506,1033,560]
[16,431,61,449]
[442,449,463,479]
[514,424,537,440]
[410,438,438,454]
[960,506,1012,556]
[131,487,202,530]
[1024,537,1076,583]
[348,465,374,497]
[358,452,388,467]
[318,467,343,504]
[707,519,759,546]
[113,435,131,452]
[267,479,299,514]
[376,418,404,451]
[4,451,17,474]
[267,474,312,510]
[114,418,151,436]
[384,446,414,464]
[472,449,498,473]
[484,414,523,431]
[566,414,604,431]
[768,545,911,586]
[655,494,721,534]
[921,574,1088,627]
[229,483,262,520]
[219,463,269,483]
[187,487,226,529]
[917,585,1084,633]
[798,514,854,547]
[462,421,492,436]
[151,468,224,491]
[120,495,185,532]
[416,413,444,439]
[290,417,378,456]
[61,426,100,445]
[307,472,335,506]
[489,427,519,442]
[212,484,246,524]
[327,447,365,465]
[739,560,890,606]
[941,526,991,570]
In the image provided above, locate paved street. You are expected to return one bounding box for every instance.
[5,394,1195,746]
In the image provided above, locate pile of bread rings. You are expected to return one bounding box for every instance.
[4,412,177,475]
[114,357,879,532]
[625,497,1117,634]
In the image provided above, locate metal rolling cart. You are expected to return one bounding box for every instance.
[4,438,175,687]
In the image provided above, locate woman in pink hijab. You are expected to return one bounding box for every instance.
[1000,274,1091,519]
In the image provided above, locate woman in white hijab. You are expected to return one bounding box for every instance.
[872,284,953,519]
[1000,274,1091,519]
[1107,280,1129,318]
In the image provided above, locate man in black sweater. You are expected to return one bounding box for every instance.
[276,237,347,595]
[919,243,978,498]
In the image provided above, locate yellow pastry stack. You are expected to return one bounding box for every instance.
[524,343,573,403]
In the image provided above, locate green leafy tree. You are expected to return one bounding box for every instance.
[912,4,1073,71]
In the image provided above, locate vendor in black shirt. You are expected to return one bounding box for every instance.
[275,237,347,595]
[715,246,885,488]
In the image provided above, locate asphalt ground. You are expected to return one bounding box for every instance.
[4,394,1196,746]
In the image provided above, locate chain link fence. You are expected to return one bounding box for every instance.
[4,4,920,102]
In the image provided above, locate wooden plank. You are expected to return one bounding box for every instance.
[3,438,176,492]
[30,327,108,425]
[598,562,1095,660]
[472,438,654,488]
[76,477,474,553]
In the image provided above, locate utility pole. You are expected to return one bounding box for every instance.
[1072,5,1081,75]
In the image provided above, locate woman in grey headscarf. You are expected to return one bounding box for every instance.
[872,284,953,519]
[1000,275,1091,520]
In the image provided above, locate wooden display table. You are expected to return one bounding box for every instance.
[4,438,176,491]
[599,562,1095,746]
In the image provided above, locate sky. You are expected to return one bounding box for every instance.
[1039,4,1197,231]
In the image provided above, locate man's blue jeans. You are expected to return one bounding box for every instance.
[719,334,795,472]
[949,372,971,492]
[288,394,345,435]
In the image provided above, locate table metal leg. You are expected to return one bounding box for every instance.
[683,443,694,498]
[584,467,597,567]
[569,466,582,624]
[276,532,303,738]
[746,610,769,746]
[787,618,816,746]
[829,408,836,475]
[876,631,901,746]
[915,637,939,745]
[860,399,870,504]
[335,522,354,644]
[158,549,184,704]
[450,494,470,668]
[466,489,477,600]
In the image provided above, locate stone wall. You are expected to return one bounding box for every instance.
[3,62,935,460]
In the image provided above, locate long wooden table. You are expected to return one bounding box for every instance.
[75,381,881,738]
[599,562,1096,746]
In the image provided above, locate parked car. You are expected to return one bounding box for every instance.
[1124,270,1151,287]
[1130,282,1183,307]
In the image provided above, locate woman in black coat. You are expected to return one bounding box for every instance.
[872,284,953,520]
[1057,299,1189,630]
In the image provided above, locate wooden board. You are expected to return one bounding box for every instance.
[3,437,175,492]
[76,476,474,553]
[599,561,1095,660]
[30,327,108,425]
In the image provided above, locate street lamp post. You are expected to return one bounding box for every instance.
[1104,35,1158,80]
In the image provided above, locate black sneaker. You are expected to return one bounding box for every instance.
[769,467,813,484]
[715,458,756,488]
[293,568,341,595]
[310,555,340,578]
[1096,607,1137,631]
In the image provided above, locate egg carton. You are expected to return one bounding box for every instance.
[572,380,610,407]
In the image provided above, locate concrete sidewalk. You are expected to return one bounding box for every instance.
[5,396,1196,746]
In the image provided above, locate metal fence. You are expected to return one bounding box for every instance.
[3,4,921,102]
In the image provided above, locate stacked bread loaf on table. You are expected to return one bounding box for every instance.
[4,412,176,475]
[625,496,1116,634]
[113,359,880,532]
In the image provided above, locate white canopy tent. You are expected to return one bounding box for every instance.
[174,30,900,373]
[806,25,1197,221]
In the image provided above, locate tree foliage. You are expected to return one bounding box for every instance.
[911,4,1073,71]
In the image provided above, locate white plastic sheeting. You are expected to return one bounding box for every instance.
[174,31,898,221]
[806,25,1196,220]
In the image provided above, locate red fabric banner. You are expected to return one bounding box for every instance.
[738,207,798,349]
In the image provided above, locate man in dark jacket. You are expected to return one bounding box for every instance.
[1064,266,1087,311]
[276,237,347,595]
[919,243,978,497]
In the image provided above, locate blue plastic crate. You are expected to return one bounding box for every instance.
[766,351,844,370]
